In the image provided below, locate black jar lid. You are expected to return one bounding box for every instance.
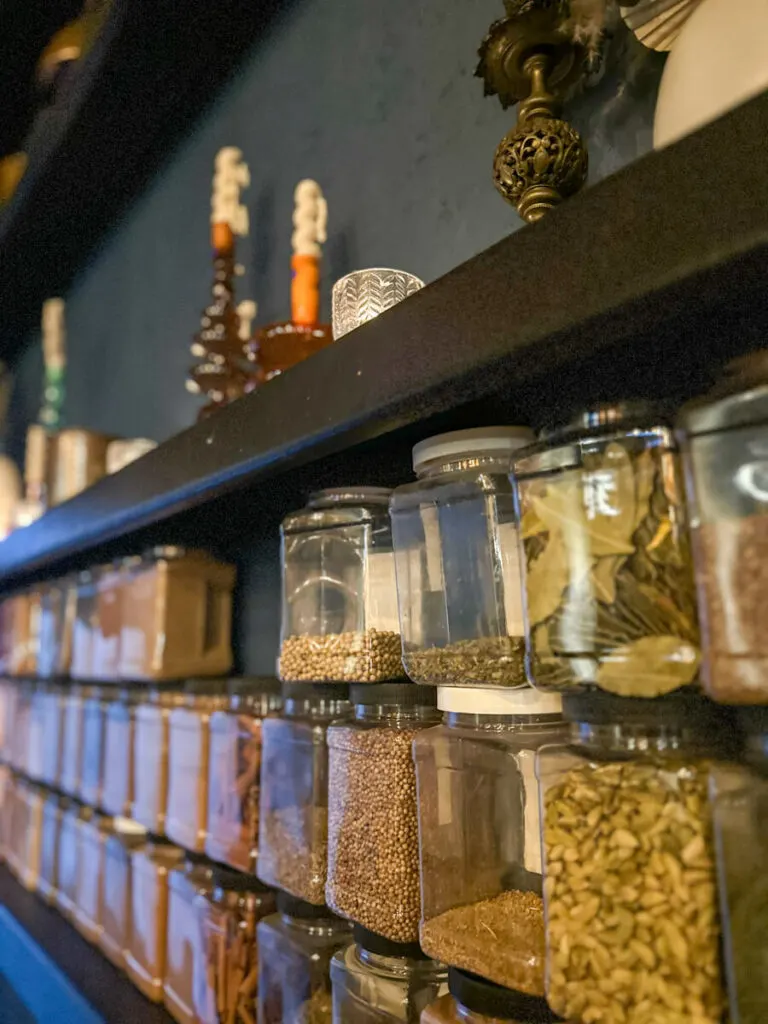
[353,924,428,961]
[449,969,563,1022]
[350,682,436,707]
[184,677,229,696]
[540,400,670,444]
[210,865,270,892]
[227,676,282,698]
[562,690,725,729]
[276,891,340,920]
[282,682,351,700]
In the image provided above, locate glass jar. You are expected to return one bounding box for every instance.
[92,560,125,681]
[537,693,727,1023]
[100,817,147,970]
[133,687,185,834]
[515,404,700,697]
[12,778,44,891]
[125,840,185,1002]
[166,681,228,853]
[119,547,235,682]
[80,685,114,808]
[421,968,563,1024]
[102,687,142,818]
[206,677,283,873]
[39,683,65,788]
[680,352,768,703]
[279,489,403,684]
[326,683,440,942]
[413,687,565,994]
[60,684,85,796]
[164,858,215,1024]
[197,867,275,1024]
[330,928,448,1023]
[26,682,46,781]
[38,791,65,904]
[55,801,89,920]
[73,812,113,944]
[257,683,350,904]
[390,428,534,688]
[71,569,98,680]
[37,575,77,679]
[257,893,351,1024]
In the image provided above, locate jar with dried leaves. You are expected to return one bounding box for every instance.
[515,403,700,698]
[413,687,565,994]
[422,967,563,1023]
[390,428,534,689]
[257,684,350,905]
[256,893,350,1024]
[279,490,403,684]
[681,351,768,703]
[537,692,729,1024]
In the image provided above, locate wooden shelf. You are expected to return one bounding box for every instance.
[0,90,767,587]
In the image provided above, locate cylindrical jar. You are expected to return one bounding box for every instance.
[80,685,114,808]
[38,791,65,904]
[205,677,282,873]
[132,687,185,834]
[256,893,350,1024]
[390,428,534,688]
[257,683,350,904]
[421,968,563,1024]
[71,570,99,680]
[414,687,565,994]
[39,683,65,788]
[537,693,728,1023]
[515,404,700,697]
[36,575,76,679]
[680,352,768,702]
[326,683,439,942]
[73,812,113,944]
[330,927,448,1023]
[100,817,147,970]
[279,489,403,683]
[125,840,185,1002]
[164,858,215,1024]
[165,681,228,854]
[102,687,143,818]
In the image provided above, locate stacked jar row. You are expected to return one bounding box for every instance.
[0,546,235,682]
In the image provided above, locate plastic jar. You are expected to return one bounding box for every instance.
[37,575,76,679]
[26,682,46,781]
[60,684,86,797]
[39,683,65,788]
[326,683,439,942]
[389,428,534,688]
[680,352,768,703]
[71,569,99,680]
[421,968,563,1023]
[330,927,448,1023]
[205,677,282,873]
[257,683,350,904]
[80,686,114,808]
[537,693,728,1023]
[102,687,143,818]
[55,801,90,920]
[119,547,235,682]
[166,681,229,854]
[414,687,565,994]
[132,686,186,834]
[11,778,44,891]
[125,840,185,1002]
[9,681,31,773]
[73,812,113,944]
[38,791,64,904]
[279,489,403,684]
[100,817,147,970]
[257,893,351,1024]
[164,858,215,1024]
[514,403,700,697]
[197,867,276,1024]
[92,559,127,681]
[0,677,12,760]
[7,588,40,677]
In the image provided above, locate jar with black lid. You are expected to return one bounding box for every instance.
[422,968,563,1023]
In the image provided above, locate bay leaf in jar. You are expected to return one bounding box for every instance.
[596,634,701,696]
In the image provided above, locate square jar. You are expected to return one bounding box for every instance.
[102,687,142,819]
[163,860,215,1024]
[60,685,85,797]
[132,688,185,834]
[9,681,31,773]
[37,576,77,680]
[38,792,64,904]
[92,561,125,682]
[55,802,88,920]
[79,686,114,809]
[73,813,112,944]
[26,683,47,782]
[71,570,99,681]
[38,684,65,788]
[100,818,147,970]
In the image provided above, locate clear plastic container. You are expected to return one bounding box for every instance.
[73,813,112,944]
[206,678,282,873]
[100,818,147,970]
[119,547,235,681]
[7,588,41,677]
[26,682,46,781]
[330,928,448,1023]
[39,683,65,788]
[681,353,768,703]
[125,840,185,1002]
[71,570,99,681]
[9,681,31,772]
[102,687,142,818]
[413,687,564,994]
[514,403,700,697]
[0,677,12,760]
[537,693,727,1023]
[0,770,16,869]
[421,968,563,1023]
[164,859,215,1024]
[257,683,350,904]
[257,893,350,1024]
[38,791,64,904]
[326,683,439,942]
[60,684,85,797]
[80,686,113,808]
[279,489,403,683]
[133,687,186,834]
[390,428,534,688]
[37,575,76,679]
[166,682,228,854]
[92,560,125,681]
[10,777,43,891]
[55,801,88,920]
[197,867,275,1024]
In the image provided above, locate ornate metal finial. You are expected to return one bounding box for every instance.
[477,0,592,223]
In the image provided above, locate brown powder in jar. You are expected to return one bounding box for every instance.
[419,891,545,996]
[259,806,327,905]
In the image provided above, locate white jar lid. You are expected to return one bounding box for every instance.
[113,816,148,836]
[437,685,562,716]
[412,427,535,473]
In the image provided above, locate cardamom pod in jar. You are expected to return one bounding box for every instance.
[514,403,701,698]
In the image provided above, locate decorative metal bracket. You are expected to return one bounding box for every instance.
[477,1,591,223]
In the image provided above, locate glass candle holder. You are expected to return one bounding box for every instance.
[331,268,424,340]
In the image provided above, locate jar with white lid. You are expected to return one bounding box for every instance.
[100,817,147,970]
[421,968,563,1024]
[414,686,564,995]
[132,686,186,834]
[279,489,403,684]
[390,428,534,688]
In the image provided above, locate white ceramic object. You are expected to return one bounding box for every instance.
[654,0,768,148]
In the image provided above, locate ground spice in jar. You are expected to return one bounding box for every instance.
[259,806,328,905]
[419,891,544,996]
[406,637,526,687]
[279,630,402,683]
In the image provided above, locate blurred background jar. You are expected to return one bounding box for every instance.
[26,682,47,782]
[60,683,86,796]
[38,682,65,789]
[421,968,563,1024]
[413,687,564,996]
[79,685,115,809]
[71,569,98,680]
[515,403,700,699]
[10,777,43,892]
[37,575,76,679]
[55,801,91,920]
[164,858,215,1024]
[38,791,65,904]
[390,428,533,689]
[9,680,31,772]
[132,686,186,835]
[279,489,402,684]
[100,818,147,971]
[73,812,113,945]
[102,686,143,819]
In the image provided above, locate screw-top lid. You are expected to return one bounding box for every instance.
[350,682,437,707]
[113,817,147,837]
[283,682,351,700]
[437,685,562,716]
[277,891,340,920]
[562,691,729,731]
[540,401,668,442]
[412,427,534,473]
[227,676,282,698]
[449,969,563,1022]
[211,865,270,892]
[308,487,392,508]
[184,677,229,697]
[353,924,429,961]
[681,350,768,435]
